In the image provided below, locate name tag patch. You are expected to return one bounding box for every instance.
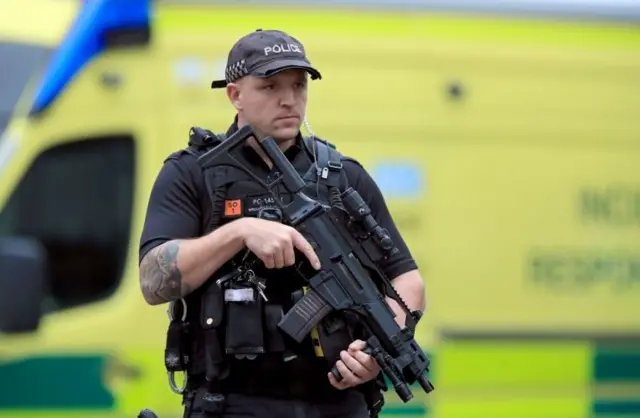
[245,193,292,215]
[222,193,292,220]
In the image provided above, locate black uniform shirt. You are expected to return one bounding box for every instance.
[139,121,418,280]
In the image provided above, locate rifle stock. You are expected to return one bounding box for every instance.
[197,125,435,403]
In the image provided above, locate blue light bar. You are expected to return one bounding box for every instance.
[30,0,151,115]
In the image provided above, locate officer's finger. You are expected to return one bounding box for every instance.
[328,372,349,390]
[262,254,275,269]
[340,350,369,377]
[283,243,295,267]
[334,360,360,387]
[328,366,351,390]
[273,250,285,269]
[291,231,321,270]
[351,349,378,372]
[348,340,367,351]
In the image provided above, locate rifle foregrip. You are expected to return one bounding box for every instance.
[329,346,373,382]
[277,288,332,343]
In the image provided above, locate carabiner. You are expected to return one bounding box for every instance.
[167,298,187,322]
[168,370,188,395]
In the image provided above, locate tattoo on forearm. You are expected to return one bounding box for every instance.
[140,241,191,303]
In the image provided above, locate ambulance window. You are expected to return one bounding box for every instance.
[0,136,135,313]
[0,42,53,136]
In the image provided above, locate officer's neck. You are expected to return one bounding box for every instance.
[246,137,296,170]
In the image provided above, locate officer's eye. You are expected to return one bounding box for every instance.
[261,84,275,90]
[295,82,306,89]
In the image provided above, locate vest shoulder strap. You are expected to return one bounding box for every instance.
[301,136,344,189]
[170,127,229,233]
[185,126,227,158]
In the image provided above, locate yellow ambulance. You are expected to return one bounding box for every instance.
[0,0,638,417]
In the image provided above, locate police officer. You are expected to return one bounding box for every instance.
[138,29,426,418]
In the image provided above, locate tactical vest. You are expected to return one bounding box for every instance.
[163,127,364,397]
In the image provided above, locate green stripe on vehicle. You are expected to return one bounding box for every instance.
[594,345,640,382]
[593,400,640,415]
[381,405,428,416]
[0,356,114,409]
[592,343,640,417]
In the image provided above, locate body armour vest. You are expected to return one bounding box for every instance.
[163,127,365,393]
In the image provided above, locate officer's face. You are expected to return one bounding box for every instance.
[228,69,308,141]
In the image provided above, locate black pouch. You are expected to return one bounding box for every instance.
[201,280,224,329]
[224,283,265,356]
[264,304,286,353]
[200,281,226,380]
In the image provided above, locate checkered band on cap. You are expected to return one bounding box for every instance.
[225,59,249,83]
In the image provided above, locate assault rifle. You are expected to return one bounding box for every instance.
[197,125,435,402]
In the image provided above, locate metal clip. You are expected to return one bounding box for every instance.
[166,298,187,322]
[244,270,268,301]
[255,286,268,302]
[168,370,188,395]
[216,266,245,287]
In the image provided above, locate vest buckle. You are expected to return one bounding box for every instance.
[319,161,342,180]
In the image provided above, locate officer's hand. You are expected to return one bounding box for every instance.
[328,339,381,390]
[238,218,321,270]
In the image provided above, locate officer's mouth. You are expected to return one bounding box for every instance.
[274,115,300,123]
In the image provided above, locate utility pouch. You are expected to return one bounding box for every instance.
[200,281,225,381]
[201,281,224,330]
[224,283,265,356]
[264,304,286,353]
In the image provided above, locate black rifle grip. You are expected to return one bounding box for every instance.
[331,365,344,382]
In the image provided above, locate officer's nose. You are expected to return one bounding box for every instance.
[279,87,296,107]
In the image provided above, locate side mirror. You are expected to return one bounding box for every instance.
[0,237,47,333]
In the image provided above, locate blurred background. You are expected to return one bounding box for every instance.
[0,0,639,417]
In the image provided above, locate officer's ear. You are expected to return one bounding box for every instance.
[226,82,242,111]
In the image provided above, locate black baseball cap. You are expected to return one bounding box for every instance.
[211,29,322,89]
